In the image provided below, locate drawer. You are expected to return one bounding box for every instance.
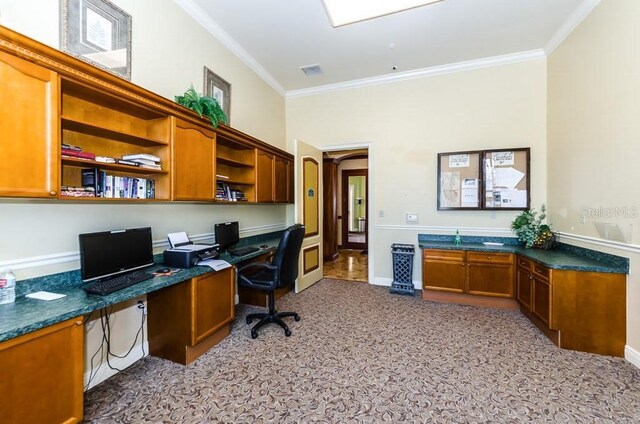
[517,255,531,269]
[532,262,550,280]
[423,249,464,261]
[467,251,513,264]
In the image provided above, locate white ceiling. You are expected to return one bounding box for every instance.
[181,0,598,95]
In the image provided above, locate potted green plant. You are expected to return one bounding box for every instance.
[510,205,557,249]
[175,86,228,128]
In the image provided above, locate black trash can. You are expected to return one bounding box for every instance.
[390,243,415,296]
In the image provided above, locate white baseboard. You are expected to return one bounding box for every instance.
[625,345,640,370]
[373,277,421,290]
[83,342,149,391]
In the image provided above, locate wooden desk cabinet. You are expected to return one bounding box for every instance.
[422,249,514,299]
[0,317,84,424]
[516,254,626,356]
[147,268,235,365]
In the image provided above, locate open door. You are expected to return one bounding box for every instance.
[295,140,323,292]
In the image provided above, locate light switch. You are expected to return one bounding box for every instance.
[406,213,418,223]
[379,210,384,218]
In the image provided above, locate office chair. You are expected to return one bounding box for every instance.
[237,224,305,338]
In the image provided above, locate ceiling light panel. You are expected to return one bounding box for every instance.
[322,0,443,27]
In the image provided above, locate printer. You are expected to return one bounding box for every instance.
[163,232,219,268]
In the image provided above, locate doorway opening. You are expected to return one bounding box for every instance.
[322,148,369,282]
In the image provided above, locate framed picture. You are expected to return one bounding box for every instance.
[204,66,231,123]
[437,151,483,210]
[60,0,132,80]
[483,148,530,210]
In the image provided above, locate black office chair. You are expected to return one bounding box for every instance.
[237,224,305,339]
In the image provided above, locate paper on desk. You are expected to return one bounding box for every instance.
[26,291,66,301]
[197,259,231,271]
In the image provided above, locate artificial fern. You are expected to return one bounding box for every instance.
[175,86,228,128]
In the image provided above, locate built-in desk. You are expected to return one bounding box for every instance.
[0,233,281,423]
[419,234,629,357]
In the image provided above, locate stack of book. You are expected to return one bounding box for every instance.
[61,143,95,161]
[215,182,246,201]
[121,153,162,170]
[60,186,96,197]
[81,168,155,199]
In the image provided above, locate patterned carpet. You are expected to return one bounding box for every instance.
[84,279,640,423]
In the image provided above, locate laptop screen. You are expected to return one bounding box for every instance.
[79,227,154,282]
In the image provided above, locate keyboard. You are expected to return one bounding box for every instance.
[229,246,260,256]
[83,270,153,295]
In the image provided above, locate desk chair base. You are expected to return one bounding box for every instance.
[246,310,300,339]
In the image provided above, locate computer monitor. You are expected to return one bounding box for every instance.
[214,221,239,250]
[79,227,154,282]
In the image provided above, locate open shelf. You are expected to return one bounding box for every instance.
[217,155,254,168]
[61,117,168,147]
[61,157,167,175]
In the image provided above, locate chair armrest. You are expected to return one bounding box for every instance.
[237,261,277,274]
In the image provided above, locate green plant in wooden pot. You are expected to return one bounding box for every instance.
[175,86,228,128]
[510,205,557,249]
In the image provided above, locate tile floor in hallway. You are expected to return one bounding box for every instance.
[323,249,368,282]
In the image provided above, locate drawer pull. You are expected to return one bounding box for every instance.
[442,253,446,256]
[487,256,492,260]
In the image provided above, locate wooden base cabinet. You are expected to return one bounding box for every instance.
[0,317,84,424]
[422,249,514,298]
[516,254,626,357]
[148,268,235,365]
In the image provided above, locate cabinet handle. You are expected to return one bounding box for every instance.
[442,253,446,256]
[75,320,82,326]
[487,256,492,260]
[529,275,533,280]
[49,190,57,196]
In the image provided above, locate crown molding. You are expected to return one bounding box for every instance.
[173,0,286,96]
[544,0,601,55]
[286,49,546,98]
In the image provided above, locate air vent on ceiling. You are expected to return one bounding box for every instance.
[299,64,323,76]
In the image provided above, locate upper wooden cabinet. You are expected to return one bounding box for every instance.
[256,150,275,202]
[274,156,291,203]
[0,25,294,203]
[0,51,59,198]
[172,118,215,200]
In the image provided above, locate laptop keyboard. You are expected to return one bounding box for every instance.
[229,246,260,256]
[83,270,153,295]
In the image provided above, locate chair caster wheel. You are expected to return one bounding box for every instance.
[285,329,292,337]
[294,315,301,322]
[251,331,258,339]
[246,317,252,324]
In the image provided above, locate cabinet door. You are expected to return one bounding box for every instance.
[0,51,59,198]
[172,118,215,200]
[467,262,514,298]
[423,259,466,293]
[192,268,235,345]
[256,150,274,202]
[516,267,533,310]
[532,276,551,326]
[0,317,83,423]
[274,156,289,203]
[287,160,294,203]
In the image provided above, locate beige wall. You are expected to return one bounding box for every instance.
[547,0,640,358]
[0,0,287,386]
[287,59,548,284]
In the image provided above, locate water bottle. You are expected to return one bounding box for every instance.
[0,269,16,304]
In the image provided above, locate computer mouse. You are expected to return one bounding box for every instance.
[157,268,171,273]
[260,245,269,249]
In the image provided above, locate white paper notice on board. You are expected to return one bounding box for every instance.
[495,189,527,208]
[492,151,514,166]
[448,154,470,168]
[461,188,478,207]
[441,171,461,207]
[493,167,524,189]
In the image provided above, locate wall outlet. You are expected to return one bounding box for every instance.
[378,210,384,218]
[406,213,418,223]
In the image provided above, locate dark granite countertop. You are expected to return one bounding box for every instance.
[418,234,629,274]
[0,233,282,343]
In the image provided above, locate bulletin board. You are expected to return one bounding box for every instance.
[437,151,482,210]
[483,148,530,210]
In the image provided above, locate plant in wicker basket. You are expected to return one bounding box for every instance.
[510,205,557,249]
